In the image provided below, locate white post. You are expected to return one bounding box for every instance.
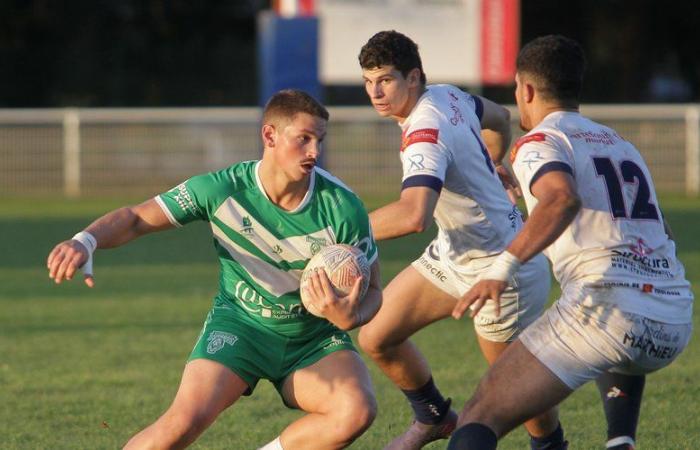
[63,108,81,197]
[686,106,700,197]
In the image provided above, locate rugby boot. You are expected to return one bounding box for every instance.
[384,400,458,450]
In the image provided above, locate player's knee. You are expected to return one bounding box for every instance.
[158,409,212,444]
[331,392,377,442]
[357,326,391,357]
[457,382,498,426]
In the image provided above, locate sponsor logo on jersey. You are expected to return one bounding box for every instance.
[323,333,351,349]
[172,183,199,216]
[510,132,546,163]
[240,216,254,236]
[569,129,621,145]
[597,281,682,297]
[449,102,464,126]
[521,150,545,170]
[401,128,439,152]
[508,206,523,230]
[630,238,652,257]
[206,331,238,354]
[306,236,327,255]
[610,249,671,275]
[233,281,305,319]
[407,154,426,172]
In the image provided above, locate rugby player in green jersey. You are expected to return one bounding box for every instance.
[47,89,383,450]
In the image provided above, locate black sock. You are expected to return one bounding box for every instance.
[401,376,450,424]
[447,423,497,450]
[596,372,645,446]
[530,422,566,450]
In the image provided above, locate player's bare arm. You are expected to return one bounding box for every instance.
[47,198,173,286]
[369,186,439,241]
[478,96,512,163]
[453,170,580,319]
[478,96,520,201]
[303,260,382,330]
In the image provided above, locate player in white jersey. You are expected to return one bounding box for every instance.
[46,90,384,450]
[449,35,693,450]
[357,31,565,450]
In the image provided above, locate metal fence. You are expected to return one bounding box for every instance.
[1,105,698,199]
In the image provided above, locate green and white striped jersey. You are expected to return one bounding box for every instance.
[156,160,378,337]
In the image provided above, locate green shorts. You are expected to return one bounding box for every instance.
[189,307,356,397]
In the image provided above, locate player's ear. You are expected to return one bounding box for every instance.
[262,124,277,148]
[524,79,536,103]
[407,68,422,88]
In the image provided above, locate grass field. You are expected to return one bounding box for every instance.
[1,195,698,449]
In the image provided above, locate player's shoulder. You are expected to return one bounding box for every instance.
[314,168,367,214]
[183,160,256,199]
[215,160,258,190]
[510,115,571,164]
[401,87,458,148]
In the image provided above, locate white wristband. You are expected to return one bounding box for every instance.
[72,231,97,276]
[483,251,521,282]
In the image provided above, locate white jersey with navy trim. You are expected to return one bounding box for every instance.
[511,111,693,323]
[399,84,523,272]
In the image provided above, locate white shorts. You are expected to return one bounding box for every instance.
[520,289,693,389]
[411,240,550,342]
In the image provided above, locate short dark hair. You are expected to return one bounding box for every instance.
[359,30,426,85]
[262,89,329,126]
[516,35,586,104]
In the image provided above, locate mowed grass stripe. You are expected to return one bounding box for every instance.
[0,196,697,449]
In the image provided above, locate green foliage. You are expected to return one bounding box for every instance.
[1,196,698,449]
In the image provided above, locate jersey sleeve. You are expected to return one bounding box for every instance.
[400,119,449,193]
[155,171,227,226]
[463,92,484,121]
[335,196,379,265]
[511,132,574,195]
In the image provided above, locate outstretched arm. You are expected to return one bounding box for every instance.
[47,198,174,286]
[453,170,580,319]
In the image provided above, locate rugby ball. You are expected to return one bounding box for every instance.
[299,244,371,317]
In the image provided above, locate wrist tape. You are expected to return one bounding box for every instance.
[483,251,521,282]
[72,231,97,275]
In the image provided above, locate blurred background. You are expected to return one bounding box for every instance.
[2,3,699,448]
[1,0,699,199]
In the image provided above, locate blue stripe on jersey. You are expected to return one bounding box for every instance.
[529,161,574,193]
[402,175,444,193]
[473,95,484,121]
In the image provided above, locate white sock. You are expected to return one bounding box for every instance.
[606,435,635,448]
[257,436,284,450]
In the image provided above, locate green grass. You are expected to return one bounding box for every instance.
[1,195,698,449]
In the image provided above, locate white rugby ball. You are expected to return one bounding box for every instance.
[300,244,371,317]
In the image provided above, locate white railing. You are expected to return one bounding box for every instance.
[0,105,698,198]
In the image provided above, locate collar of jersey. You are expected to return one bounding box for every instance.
[399,86,432,131]
[253,160,316,214]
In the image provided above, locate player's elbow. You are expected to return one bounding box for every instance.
[408,212,433,233]
[556,190,581,219]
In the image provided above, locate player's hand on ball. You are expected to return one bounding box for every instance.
[47,240,95,287]
[452,279,507,319]
[302,268,364,330]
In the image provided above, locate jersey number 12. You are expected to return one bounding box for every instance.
[592,157,659,220]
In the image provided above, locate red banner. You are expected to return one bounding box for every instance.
[481,0,520,86]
